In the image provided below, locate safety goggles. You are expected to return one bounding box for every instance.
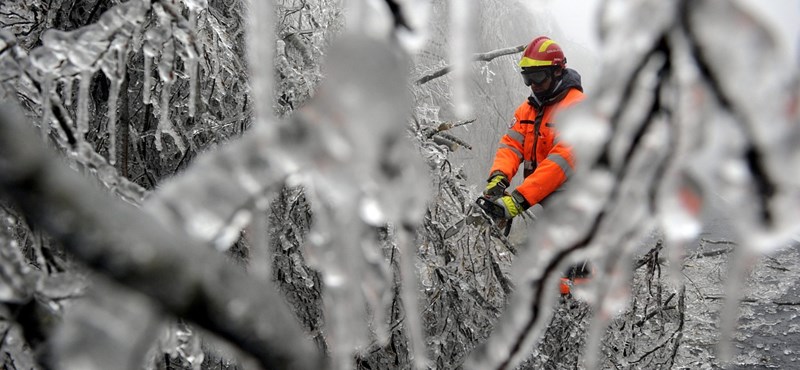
[521,68,552,86]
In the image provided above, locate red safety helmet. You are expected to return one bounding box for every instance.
[519,36,566,70]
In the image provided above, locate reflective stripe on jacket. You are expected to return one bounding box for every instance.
[489,88,584,206]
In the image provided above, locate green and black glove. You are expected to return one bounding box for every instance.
[494,195,522,219]
[484,174,509,199]
[494,191,529,219]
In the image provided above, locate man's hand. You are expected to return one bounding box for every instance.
[484,174,509,199]
[494,195,523,219]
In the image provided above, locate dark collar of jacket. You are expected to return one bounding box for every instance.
[527,68,584,110]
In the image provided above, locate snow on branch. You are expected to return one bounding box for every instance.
[415,44,525,85]
[0,104,324,370]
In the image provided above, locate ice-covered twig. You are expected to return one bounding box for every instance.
[415,44,525,85]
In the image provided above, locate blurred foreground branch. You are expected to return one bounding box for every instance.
[0,105,324,370]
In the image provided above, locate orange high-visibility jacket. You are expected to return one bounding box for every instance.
[489,87,584,207]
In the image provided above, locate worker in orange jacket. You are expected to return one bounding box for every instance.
[484,36,590,294]
[484,36,584,219]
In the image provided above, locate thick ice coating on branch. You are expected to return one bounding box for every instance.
[141,34,432,369]
[0,104,323,370]
[287,35,431,369]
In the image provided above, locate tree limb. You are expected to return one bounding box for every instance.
[0,104,325,370]
[415,44,525,85]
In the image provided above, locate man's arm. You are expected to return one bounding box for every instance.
[514,139,574,206]
[489,113,526,181]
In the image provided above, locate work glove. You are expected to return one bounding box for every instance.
[484,174,509,199]
[494,194,523,219]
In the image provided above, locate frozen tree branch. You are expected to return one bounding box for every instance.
[415,44,525,85]
[0,104,325,370]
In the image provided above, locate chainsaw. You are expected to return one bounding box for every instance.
[443,194,512,239]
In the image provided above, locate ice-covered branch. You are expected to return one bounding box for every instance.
[466,0,800,368]
[415,44,525,85]
[0,104,324,370]
[0,32,148,204]
[142,121,287,249]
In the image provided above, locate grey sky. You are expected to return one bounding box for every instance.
[534,0,800,62]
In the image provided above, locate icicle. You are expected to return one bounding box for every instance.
[155,20,174,84]
[143,26,160,107]
[246,198,272,281]
[143,53,153,105]
[63,78,74,108]
[76,70,92,142]
[185,47,198,117]
[156,81,166,151]
[395,0,431,53]
[158,80,185,153]
[186,9,199,118]
[41,74,53,139]
[107,44,129,165]
[107,75,120,165]
[583,255,635,370]
[211,208,252,251]
[398,224,429,370]
[151,34,184,153]
[31,232,48,275]
[246,0,274,125]
[187,55,197,118]
[300,192,369,370]
[717,245,757,364]
[175,324,204,370]
[449,0,473,118]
